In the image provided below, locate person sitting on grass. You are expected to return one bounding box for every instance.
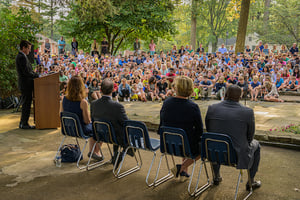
[214,76,226,100]
[263,80,284,102]
[131,83,139,101]
[118,78,131,102]
[134,78,147,102]
[157,77,168,101]
[148,76,159,102]
[237,76,249,98]
[275,73,285,91]
[285,76,299,92]
[199,75,213,100]
[88,78,101,101]
[249,75,261,101]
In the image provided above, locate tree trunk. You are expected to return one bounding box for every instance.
[50,0,54,39]
[235,0,251,54]
[190,0,198,51]
[263,0,271,30]
[212,34,218,53]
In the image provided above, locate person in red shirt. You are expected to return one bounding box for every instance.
[166,68,176,87]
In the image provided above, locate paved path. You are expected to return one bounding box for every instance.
[0,125,299,200]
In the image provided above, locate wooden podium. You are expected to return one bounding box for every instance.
[34,73,60,129]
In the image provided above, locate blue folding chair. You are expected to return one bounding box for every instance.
[113,120,160,185]
[86,119,118,171]
[154,126,210,196]
[54,111,90,170]
[201,132,253,200]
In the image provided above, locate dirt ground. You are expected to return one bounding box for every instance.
[0,99,300,200]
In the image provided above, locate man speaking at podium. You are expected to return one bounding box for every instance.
[16,40,39,129]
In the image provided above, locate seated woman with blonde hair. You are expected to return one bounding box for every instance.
[263,80,284,102]
[60,76,102,161]
[158,76,203,181]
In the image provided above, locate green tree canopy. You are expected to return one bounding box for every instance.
[0,4,41,97]
[248,0,299,47]
[58,0,177,54]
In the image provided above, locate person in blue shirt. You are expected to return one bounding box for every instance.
[58,36,66,55]
[275,74,285,90]
[218,44,227,55]
[224,53,230,64]
[286,76,299,91]
[249,75,261,101]
[153,70,161,80]
[200,75,213,100]
[118,57,127,67]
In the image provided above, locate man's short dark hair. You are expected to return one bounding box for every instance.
[101,78,114,95]
[225,85,242,102]
[20,40,32,50]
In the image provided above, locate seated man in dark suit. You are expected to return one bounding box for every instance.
[205,85,261,191]
[90,78,133,167]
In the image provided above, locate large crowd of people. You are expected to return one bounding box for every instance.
[34,37,299,103]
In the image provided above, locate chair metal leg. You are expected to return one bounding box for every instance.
[234,170,242,200]
[112,146,122,177]
[53,136,66,162]
[114,147,142,179]
[86,143,113,171]
[152,154,174,187]
[234,169,253,200]
[76,139,88,170]
[146,151,157,187]
[243,170,253,200]
[188,160,211,197]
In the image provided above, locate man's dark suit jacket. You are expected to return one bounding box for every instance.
[16,52,39,93]
[205,100,255,169]
[90,96,128,145]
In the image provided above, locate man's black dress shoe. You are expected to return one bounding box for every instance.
[213,176,223,186]
[19,123,35,129]
[246,180,261,191]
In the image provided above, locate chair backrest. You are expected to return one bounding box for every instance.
[60,111,87,139]
[201,132,237,166]
[93,119,117,145]
[124,120,151,150]
[159,126,194,159]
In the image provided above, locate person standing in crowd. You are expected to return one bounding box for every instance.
[289,43,299,55]
[149,39,156,56]
[196,43,204,53]
[218,43,227,54]
[101,37,109,55]
[58,36,66,55]
[91,39,99,56]
[159,76,203,181]
[205,85,261,190]
[16,40,39,129]
[44,38,51,54]
[71,37,78,56]
[133,38,141,55]
[258,41,264,54]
